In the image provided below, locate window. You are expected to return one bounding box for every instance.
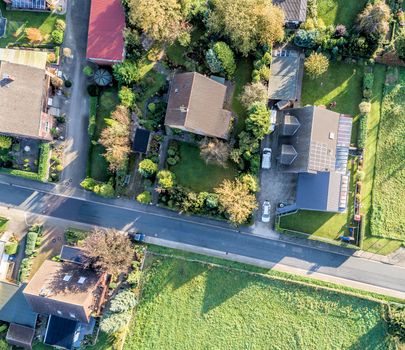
[63,274,72,282]
[57,310,62,315]
[69,313,76,319]
[78,277,86,284]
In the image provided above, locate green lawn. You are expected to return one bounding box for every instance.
[170,142,238,192]
[231,58,253,134]
[0,2,63,47]
[124,252,393,350]
[370,67,405,242]
[0,217,7,233]
[317,0,367,27]
[302,61,363,144]
[88,88,119,182]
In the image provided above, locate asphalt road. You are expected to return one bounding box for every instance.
[0,183,404,296]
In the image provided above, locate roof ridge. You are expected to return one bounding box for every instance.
[183,72,196,128]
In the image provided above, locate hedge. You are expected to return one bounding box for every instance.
[357,114,368,149]
[88,96,98,140]
[19,257,33,282]
[5,242,18,255]
[25,231,38,256]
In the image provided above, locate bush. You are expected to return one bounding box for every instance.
[395,29,405,60]
[51,29,64,44]
[83,66,94,77]
[109,289,138,313]
[65,80,72,88]
[304,52,329,79]
[213,42,236,78]
[81,177,97,191]
[118,86,135,108]
[294,29,319,48]
[205,193,219,209]
[113,60,140,85]
[0,136,12,150]
[148,103,156,112]
[387,305,405,343]
[357,114,368,149]
[55,19,66,31]
[136,191,152,204]
[205,48,222,74]
[126,269,141,287]
[47,52,56,63]
[88,96,97,139]
[19,257,33,282]
[167,157,177,166]
[138,159,158,178]
[93,182,115,198]
[65,228,88,245]
[157,170,176,189]
[100,311,132,334]
[87,84,99,97]
[240,173,259,193]
[25,231,38,256]
[359,101,371,114]
[5,242,18,255]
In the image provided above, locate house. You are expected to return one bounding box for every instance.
[2,0,47,11]
[23,259,108,349]
[0,281,37,349]
[277,106,353,213]
[268,50,304,108]
[165,72,232,140]
[86,0,126,65]
[273,0,308,26]
[0,48,53,140]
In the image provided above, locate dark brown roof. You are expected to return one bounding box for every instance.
[6,323,35,349]
[165,72,232,139]
[23,260,105,323]
[273,0,308,23]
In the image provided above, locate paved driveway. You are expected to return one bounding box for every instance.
[256,121,297,231]
[60,0,91,188]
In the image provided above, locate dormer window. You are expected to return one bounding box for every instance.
[69,313,76,319]
[63,274,72,282]
[78,277,86,284]
[57,310,62,315]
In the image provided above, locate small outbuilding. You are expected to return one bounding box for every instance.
[132,128,151,154]
[6,323,35,349]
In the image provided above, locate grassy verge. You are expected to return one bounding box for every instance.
[301,61,363,143]
[0,217,8,233]
[124,246,396,349]
[231,58,253,134]
[370,67,405,242]
[88,88,119,182]
[170,142,238,192]
[317,0,368,27]
[0,2,64,47]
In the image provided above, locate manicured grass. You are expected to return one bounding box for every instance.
[301,61,363,143]
[88,88,119,182]
[370,68,405,242]
[170,142,238,192]
[0,2,63,47]
[138,69,166,111]
[0,217,7,233]
[360,65,403,254]
[317,0,367,27]
[125,252,393,349]
[231,58,253,134]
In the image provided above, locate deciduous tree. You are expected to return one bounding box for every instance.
[245,102,270,139]
[356,1,391,39]
[304,52,329,79]
[215,179,257,225]
[239,82,268,109]
[82,228,134,276]
[208,0,285,55]
[199,137,231,167]
[25,28,43,43]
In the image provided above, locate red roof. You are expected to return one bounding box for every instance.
[86,0,126,64]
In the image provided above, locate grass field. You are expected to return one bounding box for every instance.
[317,0,367,27]
[170,143,238,192]
[124,251,393,350]
[88,88,119,182]
[0,2,63,47]
[302,61,363,143]
[370,68,405,242]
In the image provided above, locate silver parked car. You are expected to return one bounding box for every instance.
[261,148,272,169]
[261,200,271,223]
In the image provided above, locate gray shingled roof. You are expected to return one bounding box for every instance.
[279,144,298,165]
[6,323,35,349]
[273,0,308,23]
[281,113,301,136]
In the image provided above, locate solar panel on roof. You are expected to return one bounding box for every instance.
[12,0,46,9]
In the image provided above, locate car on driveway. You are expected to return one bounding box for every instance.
[261,200,271,223]
[129,232,146,242]
[262,148,272,169]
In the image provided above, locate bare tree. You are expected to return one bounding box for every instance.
[199,137,231,167]
[82,228,134,277]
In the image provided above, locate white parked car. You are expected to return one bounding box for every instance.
[261,201,271,223]
[261,148,272,169]
[270,110,277,132]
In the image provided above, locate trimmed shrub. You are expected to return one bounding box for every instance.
[213,42,236,78]
[205,48,222,73]
[118,86,135,108]
[113,60,140,85]
[359,101,371,114]
[87,84,100,97]
[51,29,64,44]
[5,242,18,255]
[93,182,115,198]
[138,159,158,178]
[166,157,177,166]
[25,231,38,256]
[38,142,50,182]
[88,96,98,139]
[65,80,72,88]
[157,170,176,189]
[357,114,368,149]
[55,19,66,31]
[109,289,138,313]
[65,228,88,245]
[83,66,94,77]
[136,191,152,204]
[0,136,12,149]
[80,177,97,191]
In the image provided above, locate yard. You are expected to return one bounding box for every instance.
[301,61,363,143]
[370,67,405,242]
[170,142,238,192]
[88,88,119,182]
[0,2,63,47]
[317,0,368,27]
[124,250,393,350]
